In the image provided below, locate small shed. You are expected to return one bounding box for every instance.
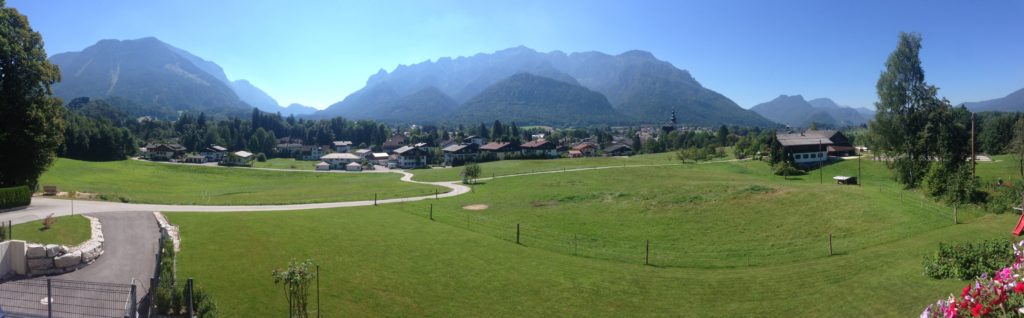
[315,161,330,171]
[832,176,858,185]
[345,162,362,171]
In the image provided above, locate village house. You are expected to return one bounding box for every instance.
[370,152,390,166]
[776,130,854,166]
[221,151,255,167]
[183,154,207,164]
[320,152,361,170]
[603,144,634,157]
[520,140,559,158]
[480,142,519,160]
[300,145,330,161]
[199,145,228,162]
[383,134,408,153]
[442,143,479,165]
[142,143,186,161]
[393,146,429,169]
[571,142,599,157]
[463,135,485,146]
[345,162,363,171]
[332,141,353,153]
[315,161,330,171]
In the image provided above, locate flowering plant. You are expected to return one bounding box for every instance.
[923,241,1024,317]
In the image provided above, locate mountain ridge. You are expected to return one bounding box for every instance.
[318,46,773,127]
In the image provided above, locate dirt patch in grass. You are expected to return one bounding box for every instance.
[463,204,489,211]
[531,201,557,207]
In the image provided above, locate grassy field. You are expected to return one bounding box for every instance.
[10,215,90,246]
[410,153,680,182]
[38,159,446,205]
[252,158,314,170]
[166,156,1016,316]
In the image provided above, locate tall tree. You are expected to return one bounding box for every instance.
[871,32,941,188]
[0,2,65,188]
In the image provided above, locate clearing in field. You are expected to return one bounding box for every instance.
[38,158,447,205]
[166,157,1014,316]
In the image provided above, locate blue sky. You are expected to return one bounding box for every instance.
[8,0,1023,110]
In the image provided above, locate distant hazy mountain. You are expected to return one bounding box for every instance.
[50,37,311,117]
[751,95,871,128]
[49,37,250,119]
[751,95,833,128]
[230,79,282,113]
[377,87,458,123]
[318,46,773,126]
[964,88,1024,112]
[806,98,871,126]
[283,103,318,115]
[453,73,624,126]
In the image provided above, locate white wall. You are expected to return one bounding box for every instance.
[0,240,27,278]
[792,151,827,164]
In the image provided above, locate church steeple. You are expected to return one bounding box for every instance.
[662,110,677,134]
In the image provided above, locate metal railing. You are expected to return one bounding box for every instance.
[0,278,136,318]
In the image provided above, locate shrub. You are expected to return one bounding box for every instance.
[983,181,1024,214]
[773,162,806,176]
[0,186,31,209]
[272,258,317,318]
[923,239,1014,280]
[256,153,267,162]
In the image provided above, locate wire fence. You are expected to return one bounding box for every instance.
[0,278,136,318]
[400,173,966,269]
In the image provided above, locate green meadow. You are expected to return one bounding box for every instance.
[166,157,1016,317]
[38,159,446,205]
[10,215,91,246]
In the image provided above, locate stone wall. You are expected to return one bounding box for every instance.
[22,215,105,276]
[153,212,180,252]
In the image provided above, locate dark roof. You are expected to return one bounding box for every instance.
[147,143,186,152]
[394,146,426,155]
[203,145,227,152]
[521,140,553,149]
[480,142,513,151]
[443,144,474,153]
[603,144,632,153]
[572,142,597,151]
[383,135,407,148]
[776,130,839,147]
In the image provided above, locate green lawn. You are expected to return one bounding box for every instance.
[10,214,91,246]
[411,152,681,182]
[252,158,314,170]
[38,159,446,205]
[166,156,1013,316]
[976,154,1021,183]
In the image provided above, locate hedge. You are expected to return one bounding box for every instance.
[0,186,31,209]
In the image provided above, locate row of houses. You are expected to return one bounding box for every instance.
[440,136,634,166]
[140,143,255,166]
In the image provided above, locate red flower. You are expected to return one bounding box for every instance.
[963,285,972,297]
[971,304,982,316]
[1015,283,1024,293]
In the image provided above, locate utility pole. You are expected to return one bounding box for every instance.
[858,153,862,186]
[971,112,976,178]
[819,139,823,184]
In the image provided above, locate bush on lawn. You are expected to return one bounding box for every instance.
[773,162,806,176]
[0,186,31,209]
[923,239,1015,280]
[154,232,218,317]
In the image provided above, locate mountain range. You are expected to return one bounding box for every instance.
[749,95,872,128]
[48,37,313,118]
[964,88,1024,113]
[316,46,774,126]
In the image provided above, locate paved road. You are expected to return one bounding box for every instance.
[57,212,159,287]
[0,171,469,225]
